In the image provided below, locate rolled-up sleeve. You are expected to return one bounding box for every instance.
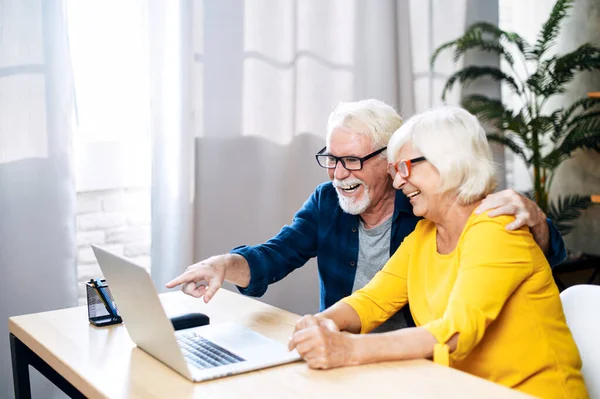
[422,216,534,363]
[341,233,413,333]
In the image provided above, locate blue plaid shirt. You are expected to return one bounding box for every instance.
[231,182,566,312]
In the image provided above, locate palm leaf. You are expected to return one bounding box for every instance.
[455,39,515,65]
[540,150,566,171]
[461,94,506,123]
[560,117,600,152]
[430,22,519,67]
[430,40,459,68]
[547,195,592,235]
[526,57,557,96]
[566,110,600,130]
[486,133,527,162]
[464,22,530,53]
[562,98,600,123]
[560,129,600,156]
[530,115,556,136]
[567,135,600,152]
[431,36,514,67]
[442,66,521,100]
[542,118,600,169]
[461,94,528,137]
[540,44,600,97]
[548,109,564,143]
[531,0,574,60]
[552,98,600,142]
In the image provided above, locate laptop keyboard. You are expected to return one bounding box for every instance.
[178,333,245,370]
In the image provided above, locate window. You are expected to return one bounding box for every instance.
[67,0,151,191]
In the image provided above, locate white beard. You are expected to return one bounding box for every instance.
[333,178,372,215]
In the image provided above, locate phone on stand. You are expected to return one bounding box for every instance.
[86,278,123,327]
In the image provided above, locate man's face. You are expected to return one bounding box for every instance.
[327,126,391,215]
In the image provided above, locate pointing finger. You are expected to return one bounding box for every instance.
[202,277,222,303]
[166,272,196,288]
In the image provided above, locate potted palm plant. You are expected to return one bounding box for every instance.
[431,0,600,235]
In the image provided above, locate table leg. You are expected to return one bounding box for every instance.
[10,333,32,399]
[9,333,86,399]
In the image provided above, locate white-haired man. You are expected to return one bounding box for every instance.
[167,99,566,331]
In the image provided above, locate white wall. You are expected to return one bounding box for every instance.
[75,188,151,304]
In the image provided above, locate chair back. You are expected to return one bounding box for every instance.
[561,284,600,398]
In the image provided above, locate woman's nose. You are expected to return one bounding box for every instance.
[392,173,406,189]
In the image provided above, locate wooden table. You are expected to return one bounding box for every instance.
[9,290,532,398]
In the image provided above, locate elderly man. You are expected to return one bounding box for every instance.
[167,99,566,331]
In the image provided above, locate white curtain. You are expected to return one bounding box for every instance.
[0,0,77,397]
[155,0,500,315]
[148,0,196,291]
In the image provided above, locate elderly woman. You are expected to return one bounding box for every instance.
[288,106,587,398]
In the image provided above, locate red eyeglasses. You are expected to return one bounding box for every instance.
[388,156,426,178]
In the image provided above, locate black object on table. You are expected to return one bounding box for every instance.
[171,312,210,331]
[86,278,123,327]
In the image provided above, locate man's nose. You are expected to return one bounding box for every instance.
[333,161,351,180]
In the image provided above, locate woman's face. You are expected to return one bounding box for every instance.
[391,142,447,220]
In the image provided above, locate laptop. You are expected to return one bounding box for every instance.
[91,245,301,382]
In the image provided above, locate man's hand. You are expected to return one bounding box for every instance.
[165,254,234,303]
[288,315,358,369]
[476,189,550,254]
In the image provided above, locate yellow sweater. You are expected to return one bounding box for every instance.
[342,212,587,399]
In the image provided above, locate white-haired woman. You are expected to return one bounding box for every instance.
[288,106,587,398]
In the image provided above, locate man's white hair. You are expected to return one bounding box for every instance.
[326,99,403,154]
[387,106,496,204]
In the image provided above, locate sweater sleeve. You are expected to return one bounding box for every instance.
[341,231,414,333]
[422,214,535,363]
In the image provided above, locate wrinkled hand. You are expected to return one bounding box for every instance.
[165,256,227,303]
[288,315,357,370]
[476,189,546,231]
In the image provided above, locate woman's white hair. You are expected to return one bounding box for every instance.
[326,99,403,155]
[387,106,496,204]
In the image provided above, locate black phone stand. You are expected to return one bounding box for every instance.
[86,279,123,327]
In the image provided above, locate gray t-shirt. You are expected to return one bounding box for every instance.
[351,215,408,332]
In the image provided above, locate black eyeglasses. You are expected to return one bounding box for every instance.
[315,146,387,171]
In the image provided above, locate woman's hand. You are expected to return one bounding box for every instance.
[288,315,359,369]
